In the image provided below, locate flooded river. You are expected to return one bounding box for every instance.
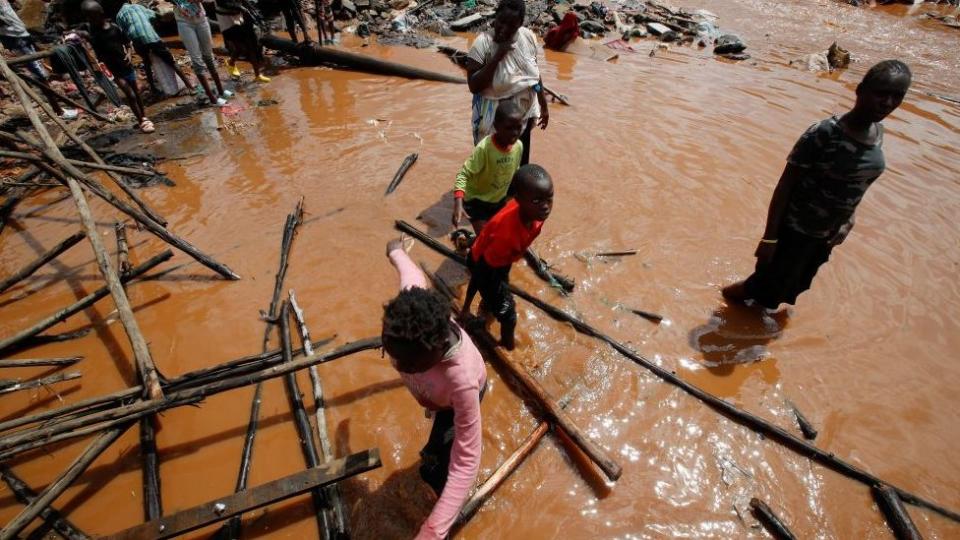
[1,0,959,537]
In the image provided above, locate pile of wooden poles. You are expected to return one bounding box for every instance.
[0,56,386,538]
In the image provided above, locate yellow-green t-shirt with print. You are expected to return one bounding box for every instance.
[454,136,524,203]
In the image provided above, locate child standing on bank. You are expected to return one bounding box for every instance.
[383,239,487,540]
[722,60,912,309]
[78,1,154,132]
[463,164,554,350]
[452,100,525,233]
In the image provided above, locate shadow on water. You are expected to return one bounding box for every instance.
[688,303,791,376]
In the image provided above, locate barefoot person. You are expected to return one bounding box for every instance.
[464,0,548,165]
[723,60,912,309]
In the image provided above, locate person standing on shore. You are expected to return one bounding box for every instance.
[171,0,231,105]
[722,60,912,310]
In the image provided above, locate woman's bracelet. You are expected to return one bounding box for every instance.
[759,238,778,244]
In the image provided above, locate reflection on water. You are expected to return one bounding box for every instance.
[0,0,959,538]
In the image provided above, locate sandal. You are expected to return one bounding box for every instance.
[140,118,155,133]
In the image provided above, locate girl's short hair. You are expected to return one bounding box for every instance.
[382,287,450,364]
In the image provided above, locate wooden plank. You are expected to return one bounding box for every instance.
[103,449,381,540]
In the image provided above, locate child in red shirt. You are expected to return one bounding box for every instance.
[462,164,554,349]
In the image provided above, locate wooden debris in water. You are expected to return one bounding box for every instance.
[385,152,419,195]
[873,484,923,540]
[0,230,85,294]
[0,356,81,368]
[749,498,796,540]
[0,371,82,396]
[0,465,90,540]
[786,399,818,440]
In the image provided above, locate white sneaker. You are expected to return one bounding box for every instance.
[61,108,79,120]
[222,89,234,98]
[215,97,228,106]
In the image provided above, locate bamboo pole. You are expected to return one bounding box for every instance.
[0,338,381,461]
[749,498,797,540]
[0,465,90,540]
[873,484,923,540]
[0,250,173,356]
[222,200,303,539]
[289,290,348,537]
[115,222,131,276]
[0,372,82,395]
[456,421,549,525]
[2,62,165,400]
[139,415,163,521]
[0,356,81,368]
[0,425,131,540]
[0,150,156,177]
[32,158,239,281]
[397,219,960,524]
[0,334,334,435]
[279,302,331,538]
[0,230,85,294]
[13,79,167,226]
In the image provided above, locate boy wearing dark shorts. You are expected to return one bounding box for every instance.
[462,164,554,350]
[452,100,525,234]
[723,60,912,309]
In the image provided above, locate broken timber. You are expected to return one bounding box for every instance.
[0,230,85,294]
[0,465,89,540]
[395,219,960,525]
[873,484,923,540]
[103,449,381,540]
[260,35,466,84]
[749,498,797,540]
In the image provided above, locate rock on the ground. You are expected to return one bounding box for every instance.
[450,12,489,30]
[714,33,746,54]
[579,19,606,34]
[646,22,671,36]
[827,41,850,69]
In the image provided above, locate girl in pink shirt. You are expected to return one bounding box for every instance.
[383,239,488,540]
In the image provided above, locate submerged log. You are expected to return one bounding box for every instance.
[260,35,466,84]
[140,415,163,521]
[786,399,817,440]
[749,498,797,540]
[385,153,418,195]
[103,449,382,540]
[0,230,85,294]
[115,222,132,276]
[396,219,960,525]
[0,150,155,177]
[873,484,923,540]
[0,465,89,540]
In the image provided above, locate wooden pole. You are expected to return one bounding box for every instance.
[115,222,131,276]
[139,416,163,521]
[18,75,111,122]
[33,161,239,280]
[420,263,620,481]
[1,63,165,400]
[0,465,90,540]
[873,484,923,540]
[384,153,418,195]
[222,200,303,539]
[0,230,85,294]
[456,421,549,526]
[13,78,167,226]
[0,150,156,177]
[0,250,171,357]
[0,338,381,461]
[397,219,960,524]
[0,425,131,540]
[289,290,348,536]
[749,498,797,540]
[103,449,382,540]
[0,356,81,368]
[0,372,81,395]
[279,302,332,538]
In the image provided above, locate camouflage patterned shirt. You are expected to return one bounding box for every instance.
[784,116,886,239]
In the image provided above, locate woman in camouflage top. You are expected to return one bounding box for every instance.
[723,60,912,310]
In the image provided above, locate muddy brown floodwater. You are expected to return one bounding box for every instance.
[2,0,959,538]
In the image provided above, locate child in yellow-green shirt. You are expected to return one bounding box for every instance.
[452,101,524,233]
